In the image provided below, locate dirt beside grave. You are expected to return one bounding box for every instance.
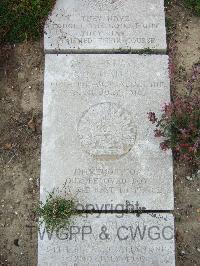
[0,42,43,265]
[0,2,200,265]
[165,2,200,265]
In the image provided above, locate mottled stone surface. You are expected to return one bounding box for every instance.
[44,0,167,53]
[38,213,175,266]
[40,54,173,210]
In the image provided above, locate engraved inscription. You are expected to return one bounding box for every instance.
[44,0,167,51]
[78,102,136,160]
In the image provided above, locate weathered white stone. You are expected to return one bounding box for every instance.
[38,213,175,266]
[40,54,173,210]
[44,0,167,53]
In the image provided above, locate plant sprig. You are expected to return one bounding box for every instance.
[148,96,200,163]
[36,192,77,233]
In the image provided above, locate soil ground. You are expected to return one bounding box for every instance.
[166,2,200,265]
[0,1,200,265]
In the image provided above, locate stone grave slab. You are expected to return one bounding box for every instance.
[44,0,167,53]
[40,54,173,210]
[38,213,175,266]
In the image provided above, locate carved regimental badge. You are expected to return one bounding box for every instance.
[84,0,127,11]
[78,102,136,160]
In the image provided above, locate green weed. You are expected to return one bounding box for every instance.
[36,192,77,233]
[0,0,55,44]
[184,0,200,15]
